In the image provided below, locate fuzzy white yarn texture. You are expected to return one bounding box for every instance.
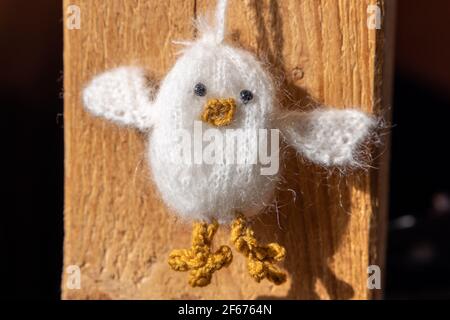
[82,1,377,224]
[278,109,377,167]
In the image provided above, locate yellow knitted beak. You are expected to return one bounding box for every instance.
[201,98,236,127]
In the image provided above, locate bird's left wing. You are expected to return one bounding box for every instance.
[277,108,377,167]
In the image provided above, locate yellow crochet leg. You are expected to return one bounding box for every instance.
[168,220,233,287]
[231,214,287,285]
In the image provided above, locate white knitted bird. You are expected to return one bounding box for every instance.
[82,0,377,287]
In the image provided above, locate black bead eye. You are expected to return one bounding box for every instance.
[194,83,207,97]
[240,90,254,104]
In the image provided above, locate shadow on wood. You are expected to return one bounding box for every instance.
[241,0,369,299]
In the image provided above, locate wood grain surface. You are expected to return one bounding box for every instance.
[63,0,393,299]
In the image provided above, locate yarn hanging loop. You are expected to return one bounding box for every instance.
[214,0,228,43]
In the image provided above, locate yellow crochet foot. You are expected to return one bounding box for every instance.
[168,220,233,287]
[231,214,287,285]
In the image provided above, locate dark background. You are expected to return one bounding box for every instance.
[4,0,450,299]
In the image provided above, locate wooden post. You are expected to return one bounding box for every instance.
[63,0,394,299]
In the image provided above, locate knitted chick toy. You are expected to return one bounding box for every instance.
[82,0,377,287]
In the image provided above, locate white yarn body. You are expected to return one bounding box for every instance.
[147,42,278,223]
[148,129,277,223]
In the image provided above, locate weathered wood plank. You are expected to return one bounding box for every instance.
[63,0,392,299]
